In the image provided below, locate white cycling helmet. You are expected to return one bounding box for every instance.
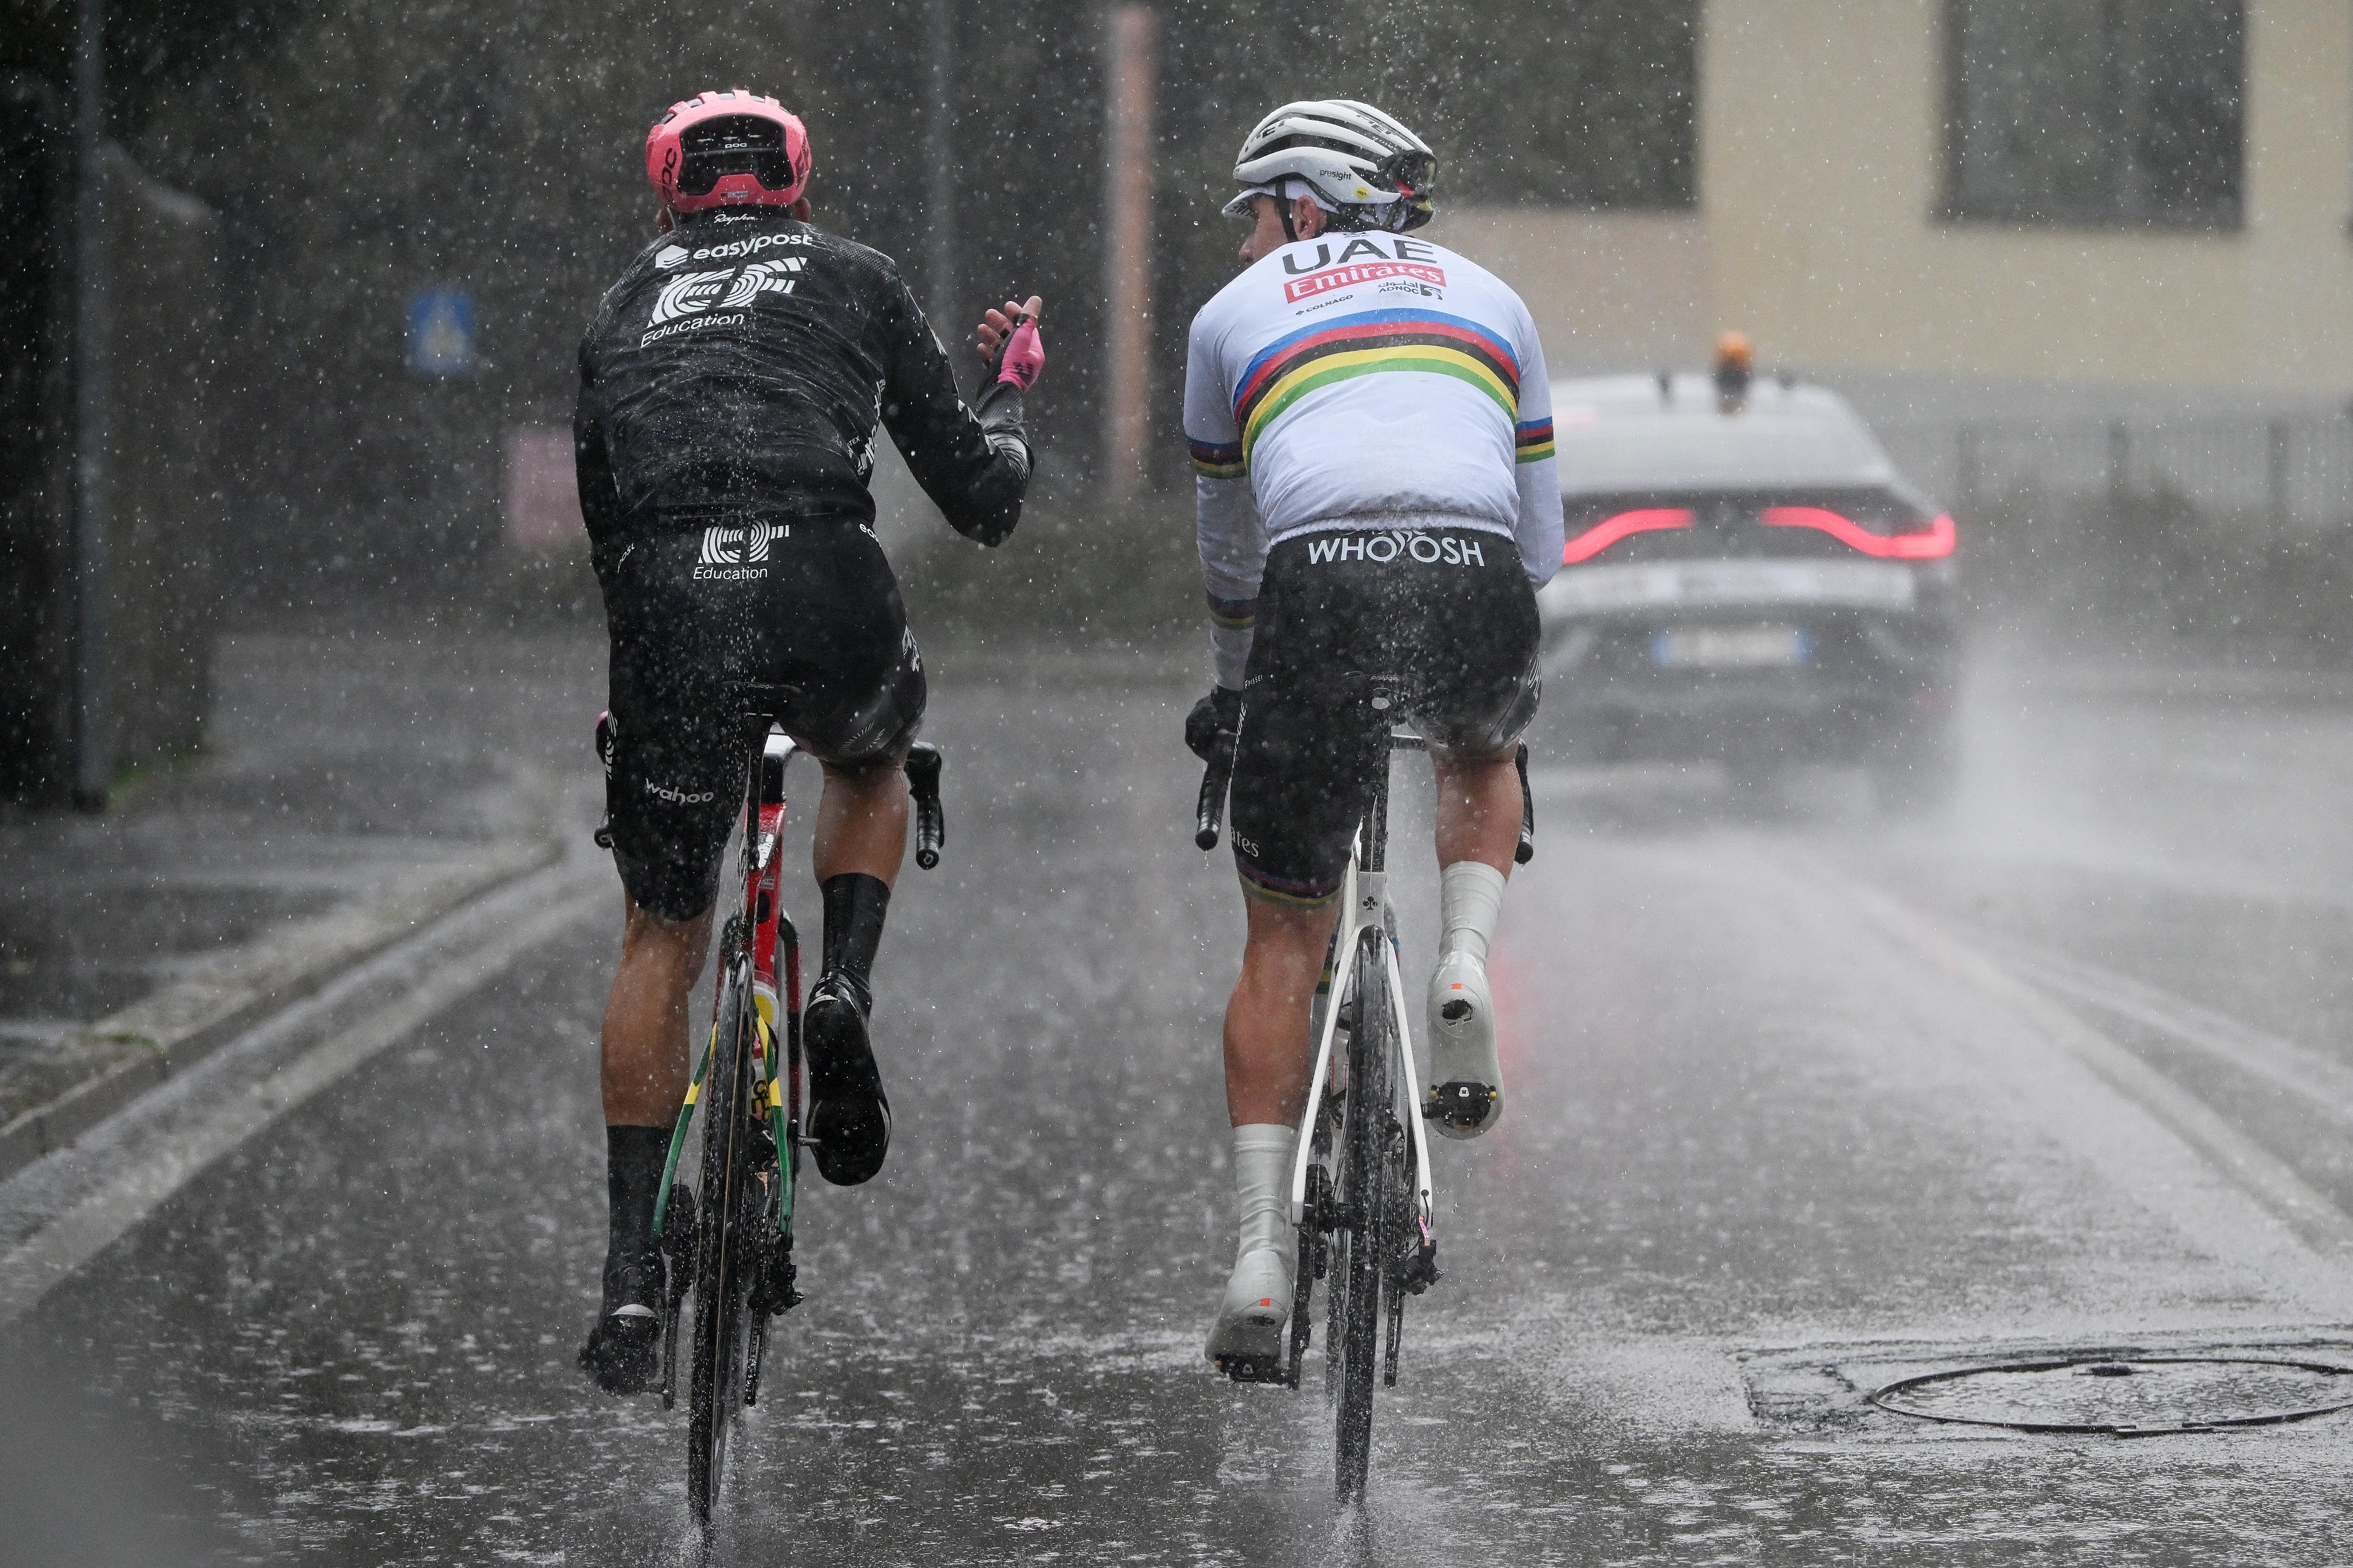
[1222,98,1437,234]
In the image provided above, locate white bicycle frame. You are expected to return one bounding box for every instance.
[1288,832,1437,1239]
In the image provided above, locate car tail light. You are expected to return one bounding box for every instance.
[1759,506,1955,559]
[1562,507,1694,565]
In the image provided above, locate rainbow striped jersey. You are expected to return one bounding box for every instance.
[1185,231,1563,652]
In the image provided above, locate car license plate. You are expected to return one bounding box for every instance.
[1649,625,1810,668]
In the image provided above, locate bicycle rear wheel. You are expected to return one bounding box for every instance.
[1331,926,1395,1500]
[687,951,759,1526]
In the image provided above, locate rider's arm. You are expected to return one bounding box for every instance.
[1186,314,1265,691]
[573,346,626,556]
[877,266,1031,547]
[1511,306,1564,589]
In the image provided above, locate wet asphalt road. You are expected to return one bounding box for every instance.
[8,648,2353,1564]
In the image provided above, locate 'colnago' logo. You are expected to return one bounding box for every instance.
[651,257,804,325]
[695,521,787,581]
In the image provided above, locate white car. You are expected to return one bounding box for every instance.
[1536,373,1960,806]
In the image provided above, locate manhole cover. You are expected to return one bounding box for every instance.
[1869,1356,2353,1435]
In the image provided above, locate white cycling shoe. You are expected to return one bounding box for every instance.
[1425,950,1502,1138]
[1205,1243,1295,1372]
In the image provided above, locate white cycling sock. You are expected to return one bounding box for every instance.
[1231,1123,1297,1259]
[1438,860,1508,964]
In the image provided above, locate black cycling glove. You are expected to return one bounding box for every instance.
[1185,686,1244,764]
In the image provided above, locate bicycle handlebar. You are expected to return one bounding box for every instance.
[906,743,946,869]
[1191,733,1535,863]
[1195,744,1234,851]
[585,710,950,871]
[1514,742,1534,866]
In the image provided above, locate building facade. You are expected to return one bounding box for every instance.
[1438,0,2350,410]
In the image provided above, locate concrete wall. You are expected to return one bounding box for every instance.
[1437,0,2353,401]
[0,127,219,806]
[1426,207,1713,376]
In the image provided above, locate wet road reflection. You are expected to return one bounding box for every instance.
[9,661,2353,1564]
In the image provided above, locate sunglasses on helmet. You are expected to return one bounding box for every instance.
[676,115,795,197]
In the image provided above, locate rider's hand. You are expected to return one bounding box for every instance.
[976,295,1045,390]
[1185,686,1244,764]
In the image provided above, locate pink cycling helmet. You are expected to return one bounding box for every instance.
[645,91,813,214]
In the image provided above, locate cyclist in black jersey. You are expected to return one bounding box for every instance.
[575,90,1046,1394]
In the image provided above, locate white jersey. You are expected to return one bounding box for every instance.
[1184,231,1561,684]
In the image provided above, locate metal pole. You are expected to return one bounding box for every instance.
[924,0,955,329]
[2266,417,2291,538]
[1102,5,1157,498]
[71,0,110,811]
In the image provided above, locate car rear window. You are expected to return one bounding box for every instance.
[1554,401,1896,494]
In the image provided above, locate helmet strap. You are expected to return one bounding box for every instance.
[1278,200,1298,245]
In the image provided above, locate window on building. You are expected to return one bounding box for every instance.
[1943,0,2244,228]
[1442,0,1698,207]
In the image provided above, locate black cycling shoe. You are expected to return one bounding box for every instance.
[577,1242,664,1395]
[803,972,891,1187]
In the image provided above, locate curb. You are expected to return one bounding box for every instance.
[0,815,569,1182]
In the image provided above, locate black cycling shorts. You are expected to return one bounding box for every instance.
[599,516,924,920]
[1229,525,1540,907]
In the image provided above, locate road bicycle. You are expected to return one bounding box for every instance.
[1196,702,1531,1500]
[595,700,945,1527]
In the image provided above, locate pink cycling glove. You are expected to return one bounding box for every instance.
[995,318,1044,391]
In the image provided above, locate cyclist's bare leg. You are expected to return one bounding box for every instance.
[1208,893,1339,1366]
[585,894,713,1391]
[812,751,911,887]
[1223,895,1342,1126]
[1431,745,1520,873]
[805,749,912,1187]
[600,897,716,1125]
[1426,745,1519,1137]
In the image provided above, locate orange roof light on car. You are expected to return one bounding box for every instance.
[1561,507,1694,564]
[1713,331,1753,409]
[1759,506,1955,559]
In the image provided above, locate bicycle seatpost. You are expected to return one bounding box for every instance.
[905,743,946,869]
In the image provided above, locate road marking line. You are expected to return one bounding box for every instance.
[1795,859,2353,1261]
[1960,934,2353,1132]
[0,862,605,1329]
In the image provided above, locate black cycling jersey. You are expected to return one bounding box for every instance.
[576,207,1033,921]
[574,207,1030,546]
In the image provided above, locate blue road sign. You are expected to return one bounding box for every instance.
[407,289,477,376]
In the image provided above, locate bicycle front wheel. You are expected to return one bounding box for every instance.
[687,953,759,1526]
[1332,926,1395,1501]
